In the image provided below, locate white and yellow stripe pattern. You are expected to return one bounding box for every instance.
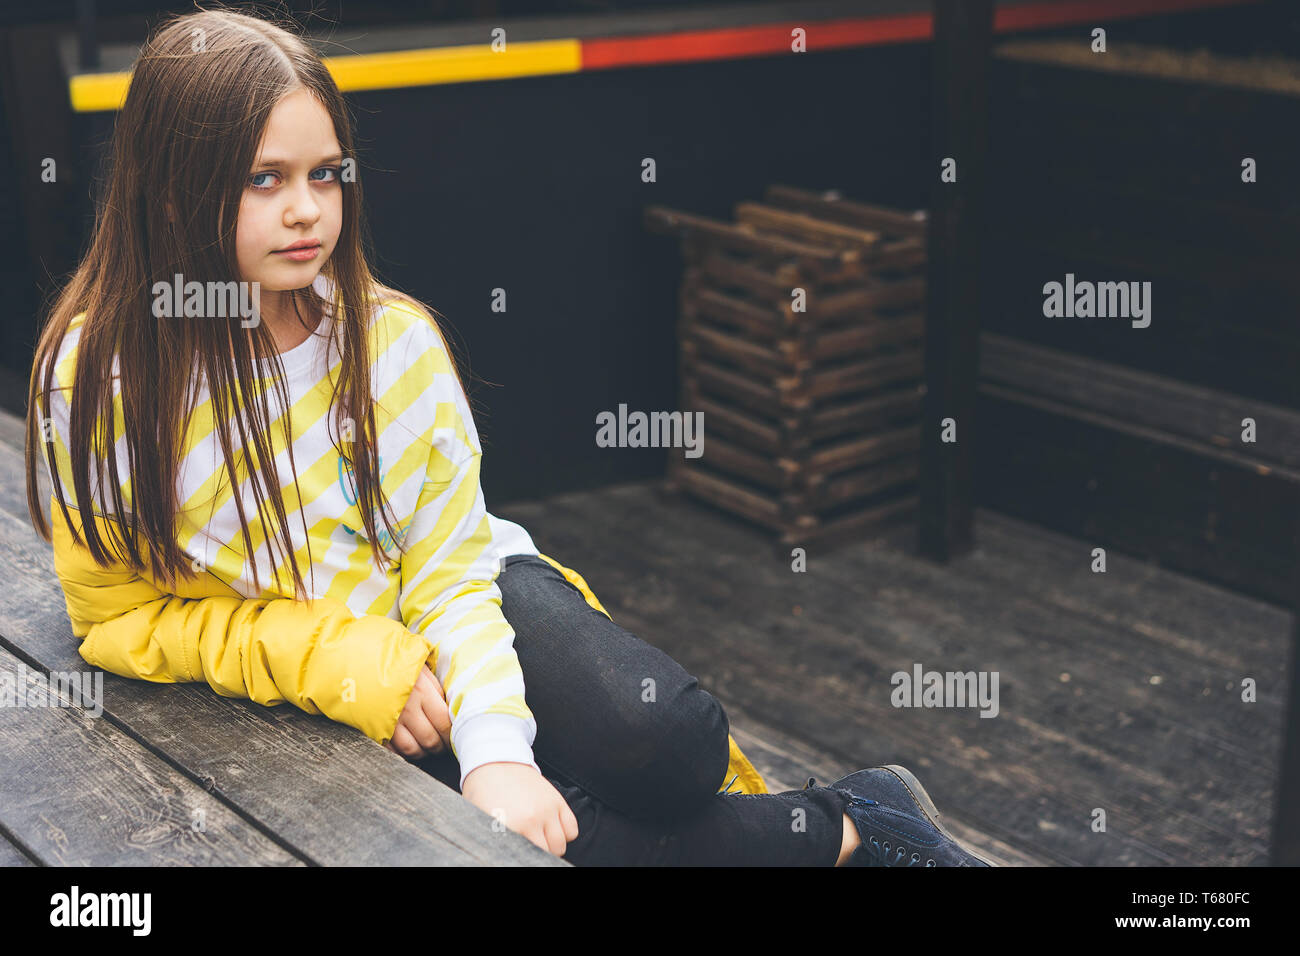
[38,275,539,785]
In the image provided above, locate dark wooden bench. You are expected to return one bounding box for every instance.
[0,408,565,866]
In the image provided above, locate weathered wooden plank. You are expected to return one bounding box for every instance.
[664,462,783,529]
[684,432,790,489]
[685,380,923,458]
[683,305,923,371]
[0,832,36,866]
[0,441,564,866]
[645,205,845,265]
[763,185,927,237]
[687,356,791,415]
[803,312,924,361]
[684,321,800,378]
[733,201,882,251]
[690,248,802,306]
[994,37,1300,100]
[867,238,927,273]
[682,389,783,454]
[774,349,923,403]
[687,351,925,422]
[810,277,927,323]
[802,424,919,475]
[806,385,925,441]
[981,332,1300,471]
[0,645,303,866]
[786,457,919,513]
[683,279,786,341]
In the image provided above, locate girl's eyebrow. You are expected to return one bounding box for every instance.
[252,152,344,168]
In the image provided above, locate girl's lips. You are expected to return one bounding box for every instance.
[274,244,321,261]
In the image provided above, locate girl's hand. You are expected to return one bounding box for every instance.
[384,665,452,759]
[461,762,580,857]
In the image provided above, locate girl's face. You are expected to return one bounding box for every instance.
[235,88,343,297]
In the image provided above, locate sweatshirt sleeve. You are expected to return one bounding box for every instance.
[50,496,438,747]
[397,323,538,789]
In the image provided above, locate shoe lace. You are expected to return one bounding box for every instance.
[830,791,936,867]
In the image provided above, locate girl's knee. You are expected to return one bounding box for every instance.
[634,683,732,811]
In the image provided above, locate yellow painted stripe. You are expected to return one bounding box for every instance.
[69,38,581,112]
[322,38,581,92]
[70,70,133,113]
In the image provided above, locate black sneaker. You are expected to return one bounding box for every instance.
[812,765,994,867]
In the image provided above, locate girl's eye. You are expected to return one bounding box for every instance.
[247,167,339,190]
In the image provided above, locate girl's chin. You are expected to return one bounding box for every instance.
[255,260,327,290]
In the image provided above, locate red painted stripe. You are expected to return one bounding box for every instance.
[995,0,1260,31]
[581,15,930,70]
[580,0,1260,71]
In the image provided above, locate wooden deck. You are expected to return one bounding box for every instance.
[497,479,1291,866]
[0,405,1289,865]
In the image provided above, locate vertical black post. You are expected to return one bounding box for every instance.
[1273,516,1300,864]
[919,0,994,562]
[76,0,99,71]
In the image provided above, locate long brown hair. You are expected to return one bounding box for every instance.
[25,4,475,602]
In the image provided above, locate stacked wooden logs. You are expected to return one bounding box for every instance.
[646,184,927,554]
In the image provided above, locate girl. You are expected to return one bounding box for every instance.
[25,5,991,867]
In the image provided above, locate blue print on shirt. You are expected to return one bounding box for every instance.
[338,454,410,552]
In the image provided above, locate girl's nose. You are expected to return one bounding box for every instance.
[283,183,321,226]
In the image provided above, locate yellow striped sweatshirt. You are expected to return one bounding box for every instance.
[36,274,551,787]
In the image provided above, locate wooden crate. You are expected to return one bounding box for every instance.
[646,184,927,554]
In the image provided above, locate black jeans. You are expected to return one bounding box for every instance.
[416,553,850,866]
